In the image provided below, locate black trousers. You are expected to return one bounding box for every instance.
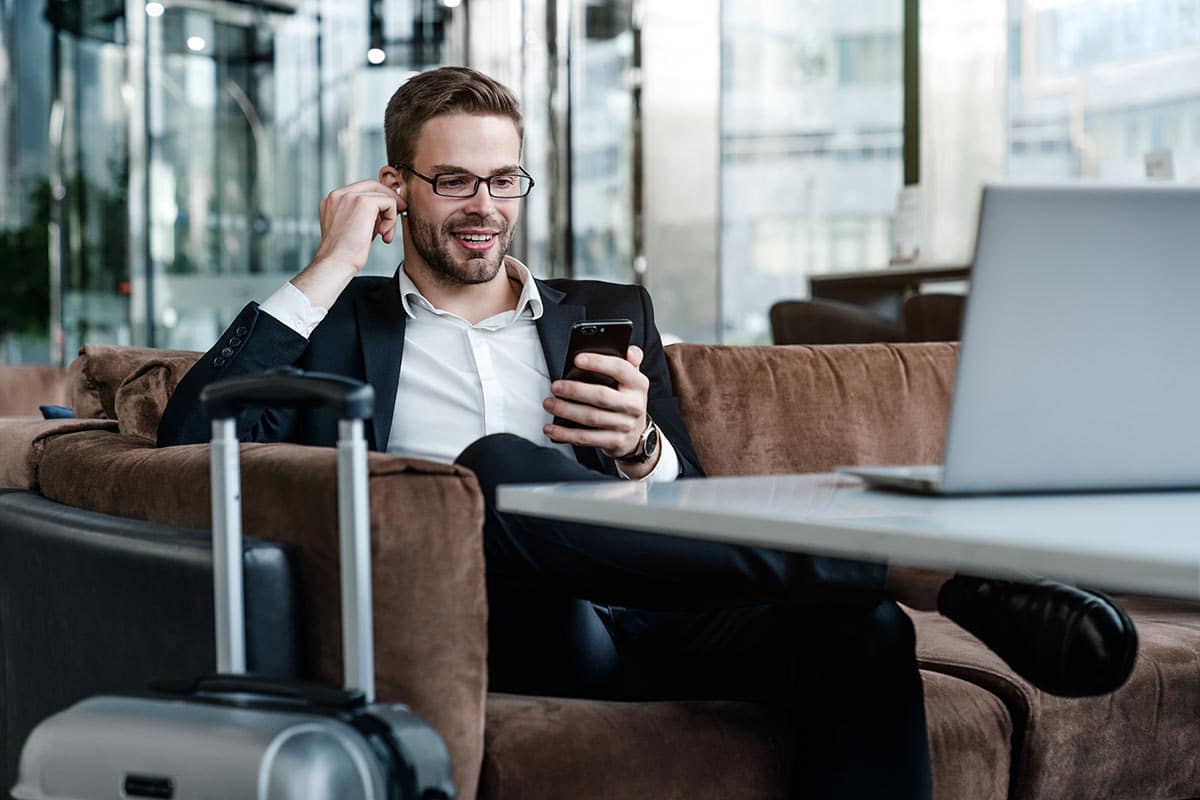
[456,434,932,800]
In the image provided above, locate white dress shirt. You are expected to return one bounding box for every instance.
[259,257,680,481]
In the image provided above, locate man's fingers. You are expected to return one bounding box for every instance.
[543,396,638,431]
[550,380,643,416]
[626,345,644,369]
[570,352,648,390]
[375,198,399,243]
[543,421,629,451]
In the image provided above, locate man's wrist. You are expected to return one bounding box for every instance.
[614,416,659,465]
[615,443,662,480]
[291,258,360,309]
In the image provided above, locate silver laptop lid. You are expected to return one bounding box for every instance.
[942,183,1200,493]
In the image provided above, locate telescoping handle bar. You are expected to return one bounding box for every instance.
[200,369,378,701]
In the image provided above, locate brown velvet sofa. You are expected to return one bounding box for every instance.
[2,342,1199,800]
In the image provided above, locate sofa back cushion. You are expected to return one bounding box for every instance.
[665,343,958,476]
[114,353,203,439]
[69,345,201,439]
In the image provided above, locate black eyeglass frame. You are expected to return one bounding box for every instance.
[394,163,535,199]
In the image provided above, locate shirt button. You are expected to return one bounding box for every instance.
[221,347,235,358]
[213,356,226,366]
[229,337,243,346]
[235,326,248,336]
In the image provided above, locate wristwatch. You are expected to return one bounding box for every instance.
[615,416,660,465]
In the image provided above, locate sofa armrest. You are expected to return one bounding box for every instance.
[0,489,299,792]
[35,432,488,799]
[0,418,119,490]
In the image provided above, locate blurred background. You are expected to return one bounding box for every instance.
[1,0,1198,363]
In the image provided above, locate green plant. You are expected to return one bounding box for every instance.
[0,181,51,338]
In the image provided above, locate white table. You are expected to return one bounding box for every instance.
[498,473,1200,600]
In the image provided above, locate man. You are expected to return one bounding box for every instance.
[159,66,1135,799]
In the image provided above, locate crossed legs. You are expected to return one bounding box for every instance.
[457,433,932,799]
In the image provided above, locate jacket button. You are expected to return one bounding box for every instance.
[221,347,235,358]
[229,337,242,347]
[213,356,226,366]
[235,326,248,336]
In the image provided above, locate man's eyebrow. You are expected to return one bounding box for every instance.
[431,163,522,176]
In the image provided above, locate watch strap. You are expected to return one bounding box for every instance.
[615,417,658,464]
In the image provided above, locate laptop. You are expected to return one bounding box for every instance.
[840,183,1200,495]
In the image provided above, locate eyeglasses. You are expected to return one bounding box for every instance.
[396,164,535,199]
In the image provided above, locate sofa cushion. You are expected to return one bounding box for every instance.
[0,418,119,489]
[114,352,202,439]
[913,597,1200,800]
[664,343,957,476]
[481,670,1010,800]
[34,431,488,799]
[68,345,200,421]
[0,365,69,417]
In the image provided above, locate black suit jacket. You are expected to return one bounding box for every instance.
[157,272,704,478]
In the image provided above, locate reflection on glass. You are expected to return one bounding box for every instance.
[720,0,903,344]
[144,4,330,351]
[9,0,462,357]
[56,29,131,359]
[1007,0,1200,181]
[571,0,636,282]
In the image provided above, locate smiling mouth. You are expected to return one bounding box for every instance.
[453,231,499,252]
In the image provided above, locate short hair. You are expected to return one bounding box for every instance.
[384,66,524,168]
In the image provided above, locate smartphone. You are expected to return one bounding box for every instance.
[555,319,633,429]
[561,319,633,389]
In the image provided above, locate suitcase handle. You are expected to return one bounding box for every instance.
[200,368,374,420]
[201,367,377,699]
[155,675,368,710]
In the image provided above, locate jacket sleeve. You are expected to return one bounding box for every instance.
[634,286,705,478]
[156,302,310,447]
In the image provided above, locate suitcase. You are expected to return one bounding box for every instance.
[11,370,457,800]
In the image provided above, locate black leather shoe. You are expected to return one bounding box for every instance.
[937,576,1138,697]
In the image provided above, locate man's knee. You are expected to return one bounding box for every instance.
[456,433,530,473]
[455,433,578,498]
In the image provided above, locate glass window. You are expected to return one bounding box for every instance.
[571,0,637,282]
[1007,0,1200,181]
[720,0,904,343]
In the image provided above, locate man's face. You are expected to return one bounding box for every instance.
[401,113,523,285]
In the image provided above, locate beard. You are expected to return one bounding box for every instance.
[407,209,513,286]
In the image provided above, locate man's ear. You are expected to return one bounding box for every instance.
[379,165,408,213]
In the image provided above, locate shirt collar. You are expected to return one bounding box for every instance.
[395,256,544,321]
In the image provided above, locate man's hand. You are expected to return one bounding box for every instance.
[292,180,401,309]
[543,346,658,478]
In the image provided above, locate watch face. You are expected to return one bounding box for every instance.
[644,425,659,457]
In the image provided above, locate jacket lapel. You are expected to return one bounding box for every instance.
[355,274,408,451]
[535,279,585,381]
[535,280,604,470]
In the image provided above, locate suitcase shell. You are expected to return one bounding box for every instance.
[12,695,450,800]
[10,371,456,800]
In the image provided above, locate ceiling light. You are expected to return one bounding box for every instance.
[145,2,164,16]
[186,36,206,51]
[442,0,463,7]
[367,48,386,65]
